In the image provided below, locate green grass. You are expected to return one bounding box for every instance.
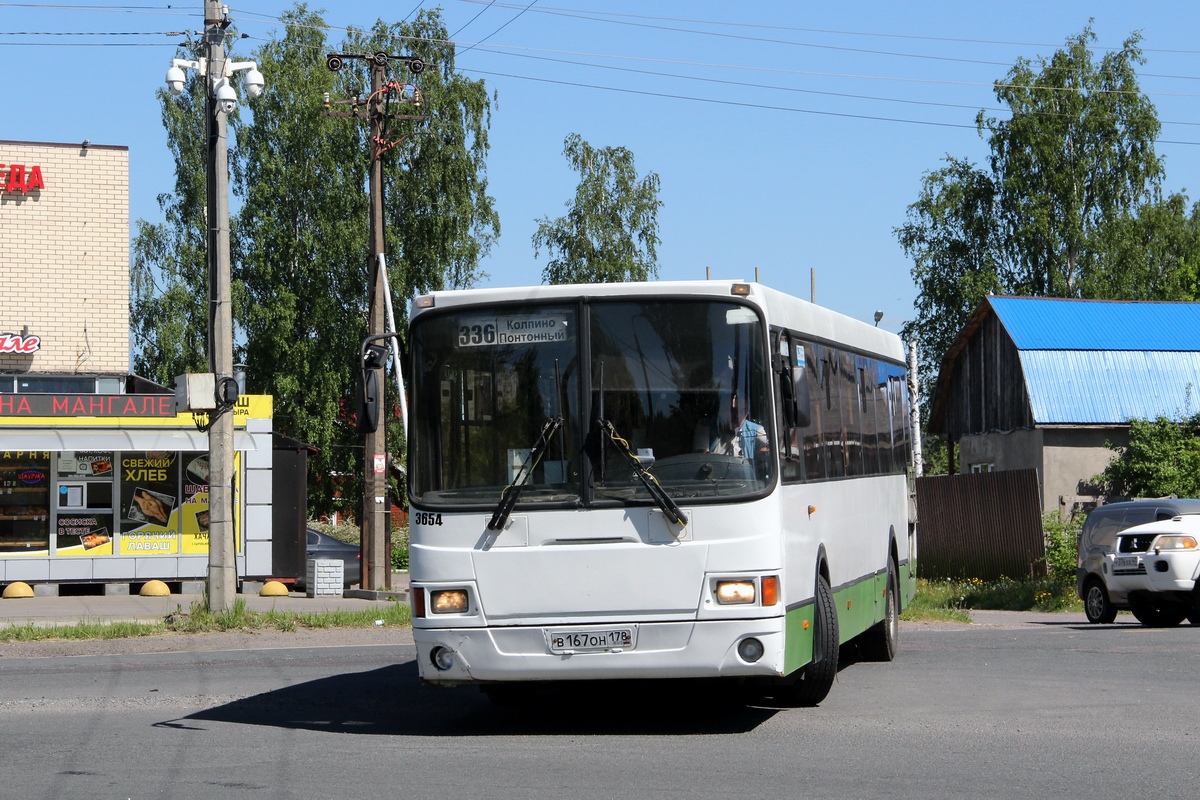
[901,576,1083,623]
[0,596,412,642]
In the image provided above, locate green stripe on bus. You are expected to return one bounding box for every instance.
[833,576,885,643]
[783,603,815,674]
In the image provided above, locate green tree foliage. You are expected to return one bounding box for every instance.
[896,26,1198,399]
[979,28,1163,297]
[533,133,661,284]
[131,4,498,514]
[1084,193,1200,300]
[896,157,1004,379]
[1095,414,1200,499]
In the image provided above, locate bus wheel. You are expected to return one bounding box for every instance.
[778,573,839,707]
[860,558,898,662]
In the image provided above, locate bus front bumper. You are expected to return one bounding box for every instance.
[414,618,787,684]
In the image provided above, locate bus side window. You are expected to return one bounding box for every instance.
[775,330,806,482]
[875,363,893,473]
[804,342,825,480]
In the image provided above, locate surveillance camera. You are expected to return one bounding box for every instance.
[243,66,264,100]
[165,65,186,96]
[215,79,237,114]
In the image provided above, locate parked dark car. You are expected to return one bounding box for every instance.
[300,527,361,587]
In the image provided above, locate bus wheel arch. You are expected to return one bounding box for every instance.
[860,550,899,662]
[773,554,839,707]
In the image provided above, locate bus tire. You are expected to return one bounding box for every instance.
[860,557,899,662]
[779,573,839,707]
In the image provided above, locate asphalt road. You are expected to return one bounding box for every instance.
[0,615,1196,799]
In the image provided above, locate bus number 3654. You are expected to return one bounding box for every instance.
[413,511,443,526]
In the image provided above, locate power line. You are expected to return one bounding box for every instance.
[402,2,425,24]
[458,0,537,55]
[449,0,496,39]
[492,48,1009,114]
[226,29,1200,130]
[460,41,1200,100]
[455,0,1200,56]
[459,66,1200,145]
[0,29,185,35]
[461,66,978,130]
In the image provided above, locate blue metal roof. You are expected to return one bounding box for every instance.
[989,297,1200,351]
[1021,350,1200,424]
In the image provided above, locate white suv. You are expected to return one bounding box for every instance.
[1104,514,1200,627]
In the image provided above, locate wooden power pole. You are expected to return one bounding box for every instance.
[324,50,425,591]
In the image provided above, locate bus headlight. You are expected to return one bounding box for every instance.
[715,580,756,604]
[431,589,469,613]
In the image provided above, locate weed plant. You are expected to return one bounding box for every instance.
[902,576,1082,622]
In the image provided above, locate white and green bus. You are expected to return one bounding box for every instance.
[406,280,916,704]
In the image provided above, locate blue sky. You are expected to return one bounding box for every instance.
[3,1,1199,333]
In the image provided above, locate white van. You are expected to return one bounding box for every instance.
[1103,515,1200,626]
[1077,498,1200,623]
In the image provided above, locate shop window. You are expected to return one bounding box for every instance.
[18,376,94,393]
[0,452,51,554]
[55,452,116,555]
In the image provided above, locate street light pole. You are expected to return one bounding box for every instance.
[204,0,236,613]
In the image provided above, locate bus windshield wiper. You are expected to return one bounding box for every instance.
[487,416,564,531]
[600,419,689,528]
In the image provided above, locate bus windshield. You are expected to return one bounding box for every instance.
[409,299,772,508]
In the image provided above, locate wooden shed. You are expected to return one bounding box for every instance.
[928,297,1200,515]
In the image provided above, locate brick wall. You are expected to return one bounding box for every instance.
[0,140,129,375]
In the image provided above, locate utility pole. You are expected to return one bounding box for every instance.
[165,5,262,612]
[204,0,236,612]
[325,51,425,591]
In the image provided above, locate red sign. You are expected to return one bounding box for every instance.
[18,469,46,485]
[0,394,176,418]
[0,164,45,194]
[0,333,40,354]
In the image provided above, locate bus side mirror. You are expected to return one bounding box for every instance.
[357,367,380,434]
[778,362,797,428]
[356,343,388,434]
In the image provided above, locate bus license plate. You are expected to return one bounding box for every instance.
[546,626,637,654]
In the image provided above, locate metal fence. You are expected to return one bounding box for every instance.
[915,469,1045,580]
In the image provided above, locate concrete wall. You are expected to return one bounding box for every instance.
[959,426,1128,514]
[0,140,129,375]
[958,428,1043,474]
[1041,426,1127,516]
